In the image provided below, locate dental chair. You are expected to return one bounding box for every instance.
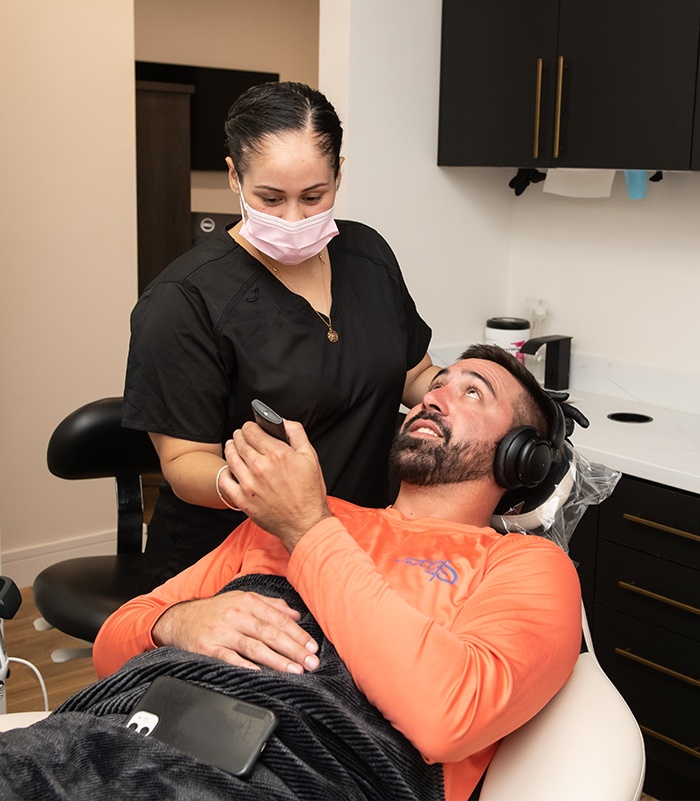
[18,402,645,798]
[478,599,646,801]
[480,442,645,800]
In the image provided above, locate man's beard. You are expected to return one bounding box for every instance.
[389,412,498,487]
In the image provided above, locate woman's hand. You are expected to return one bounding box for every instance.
[152,590,320,674]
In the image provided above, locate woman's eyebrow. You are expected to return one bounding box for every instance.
[253,182,330,193]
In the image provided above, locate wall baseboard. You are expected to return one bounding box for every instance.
[1,530,117,589]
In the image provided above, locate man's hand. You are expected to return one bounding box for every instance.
[219,419,333,551]
[152,590,320,674]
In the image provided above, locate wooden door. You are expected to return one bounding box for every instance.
[135,81,194,294]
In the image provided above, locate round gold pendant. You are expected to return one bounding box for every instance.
[327,328,339,343]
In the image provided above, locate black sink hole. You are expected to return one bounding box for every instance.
[607,412,653,424]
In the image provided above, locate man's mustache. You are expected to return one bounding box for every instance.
[402,411,451,441]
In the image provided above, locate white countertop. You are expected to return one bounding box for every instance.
[567,391,700,495]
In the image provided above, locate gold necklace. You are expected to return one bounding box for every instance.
[257,250,339,343]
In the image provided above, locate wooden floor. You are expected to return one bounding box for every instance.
[2,587,97,713]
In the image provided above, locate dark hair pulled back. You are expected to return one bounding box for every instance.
[225,81,343,179]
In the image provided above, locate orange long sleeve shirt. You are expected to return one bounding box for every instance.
[94,498,581,801]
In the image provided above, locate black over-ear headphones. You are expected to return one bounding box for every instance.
[493,394,566,491]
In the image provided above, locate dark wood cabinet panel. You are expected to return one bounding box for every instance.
[594,606,700,714]
[438,0,559,167]
[135,81,194,294]
[611,676,700,796]
[588,475,700,800]
[693,44,700,170]
[438,0,700,169]
[555,1,700,169]
[567,504,598,620]
[596,539,700,641]
[598,475,700,569]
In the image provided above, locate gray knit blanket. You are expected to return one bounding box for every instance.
[0,575,444,801]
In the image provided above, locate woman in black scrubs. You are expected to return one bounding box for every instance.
[123,81,437,591]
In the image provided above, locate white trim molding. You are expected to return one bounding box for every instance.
[1,530,117,589]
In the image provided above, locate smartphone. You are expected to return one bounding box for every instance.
[124,675,278,778]
[251,399,289,443]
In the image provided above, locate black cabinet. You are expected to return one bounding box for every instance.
[567,502,597,617]
[438,0,700,170]
[580,475,700,801]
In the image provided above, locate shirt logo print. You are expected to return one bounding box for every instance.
[395,557,458,585]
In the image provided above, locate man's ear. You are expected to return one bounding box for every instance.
[225,157,240,194]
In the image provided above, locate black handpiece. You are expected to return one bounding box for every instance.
[251,399,289,444]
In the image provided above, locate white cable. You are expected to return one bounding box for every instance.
[8,657,49,712]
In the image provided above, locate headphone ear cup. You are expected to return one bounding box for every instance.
[518,438,554,488]
[494,426,553,490]
[494,427,536,490]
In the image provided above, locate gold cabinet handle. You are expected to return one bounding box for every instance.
[614,647,700,688]
[533,58,543,159]
[623,512,700,544]
[640,725,700,759]
[618,580,700,616]
[553,55,564,158]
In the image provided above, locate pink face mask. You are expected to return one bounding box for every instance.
[238,186,339,265]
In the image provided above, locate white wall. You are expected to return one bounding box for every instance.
[0,0,319,585]
[320,0,700,383]
[0,0,138,586]
[319,0,514,353]
[135,0,320,216]
[507,171,700,374]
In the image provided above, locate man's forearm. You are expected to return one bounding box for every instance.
[93,591,174,677]
[93,534,241,677]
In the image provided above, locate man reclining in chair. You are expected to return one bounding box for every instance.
[0,345,583,801]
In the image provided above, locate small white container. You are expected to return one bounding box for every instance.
[484,317,530,362]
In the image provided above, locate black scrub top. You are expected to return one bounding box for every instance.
[123,220,431,589]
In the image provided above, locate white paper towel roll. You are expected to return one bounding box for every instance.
[543,169,616,198]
